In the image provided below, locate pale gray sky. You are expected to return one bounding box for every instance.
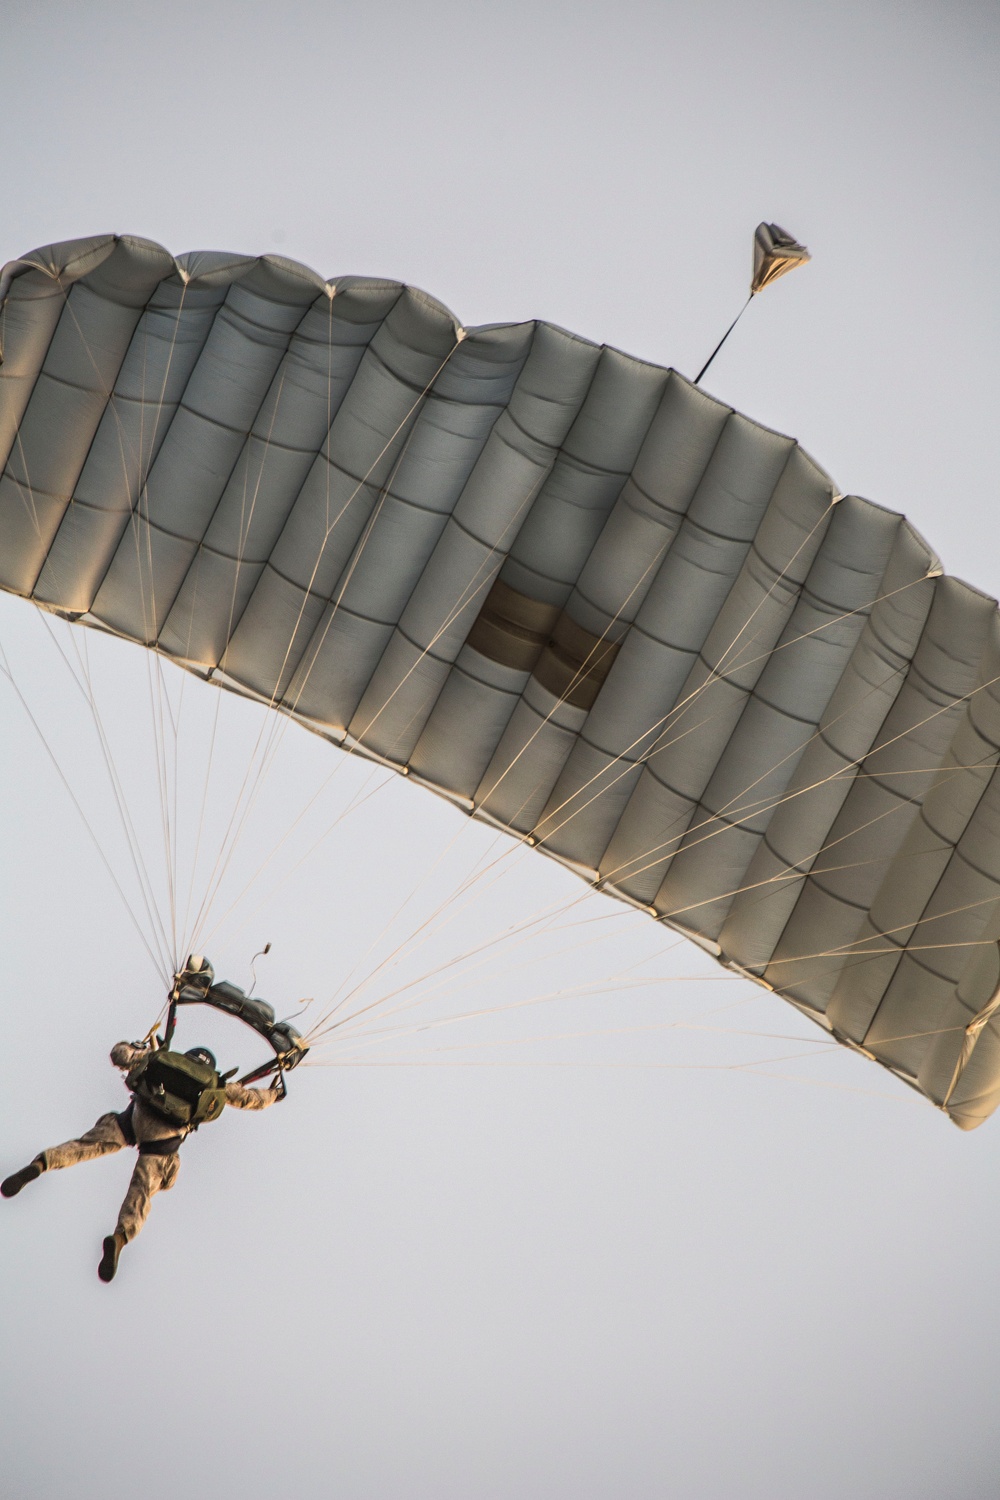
[3,3,1000,1497]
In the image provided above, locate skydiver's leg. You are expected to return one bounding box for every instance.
[99,1151,179,1281]
[2,1112,127,1197]
[115,1150,180,1243]
[42,1111,130,1170]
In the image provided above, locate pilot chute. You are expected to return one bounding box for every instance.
[750,222,811,294]
[695,220,811,383]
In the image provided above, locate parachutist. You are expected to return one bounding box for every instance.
[2,1032,284,1283]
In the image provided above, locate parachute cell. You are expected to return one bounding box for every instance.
[3,234,1000,1128]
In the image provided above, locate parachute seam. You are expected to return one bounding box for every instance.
[153,290,372,652]
[148,302,320,635]
[71,284,233,614]
[493,423,799,863]
[764,587,962,994]
[25,284,156,601]
[463,371,733,824]
[539,523,916,896]
[202,291,410,657]
[859,767,1000,1046]
[330,323,570,745]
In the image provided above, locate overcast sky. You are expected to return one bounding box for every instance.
[3,3,1000,1498]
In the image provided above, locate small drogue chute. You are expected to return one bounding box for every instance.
[695,221,811,383]
[750,222,811,294]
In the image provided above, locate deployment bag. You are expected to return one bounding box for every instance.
[128,1049,228,1129]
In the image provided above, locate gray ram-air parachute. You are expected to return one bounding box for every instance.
[2,233,1000,1129]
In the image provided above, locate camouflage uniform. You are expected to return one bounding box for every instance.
[37,1042,279,1242]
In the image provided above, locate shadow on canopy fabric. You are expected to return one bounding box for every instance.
[2,233,1000,1129]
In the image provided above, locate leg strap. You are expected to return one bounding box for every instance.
[138,1136,183,1156]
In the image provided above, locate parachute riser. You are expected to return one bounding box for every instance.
[239,1055,289,1095]
[161,981,182,1051]
[155,962,308,1091]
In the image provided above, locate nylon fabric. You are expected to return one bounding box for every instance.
[4,234,1000,1127]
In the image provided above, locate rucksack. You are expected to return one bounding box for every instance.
[128,1049,228,1129]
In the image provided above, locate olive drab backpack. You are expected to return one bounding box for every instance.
[128,1049,228,1129]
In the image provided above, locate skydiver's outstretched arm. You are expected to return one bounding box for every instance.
[223,1081,283,1110]
[112,1040,282,1106]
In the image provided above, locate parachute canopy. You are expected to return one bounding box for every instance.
[750,222,811,294]
[2,234,999,1129]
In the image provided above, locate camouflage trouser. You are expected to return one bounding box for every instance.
[40,1111,181,1241]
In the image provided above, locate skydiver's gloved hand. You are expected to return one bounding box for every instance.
[110,1040,155,1072]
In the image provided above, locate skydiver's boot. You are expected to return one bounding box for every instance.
[1,1159,44,1198]
[98,1231,127,1283]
